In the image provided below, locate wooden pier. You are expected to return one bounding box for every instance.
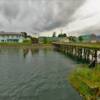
[53,43,100,63]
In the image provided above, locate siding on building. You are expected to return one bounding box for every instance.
[79,34,100,43]
[0,32,25,43]
[96,35,100,42]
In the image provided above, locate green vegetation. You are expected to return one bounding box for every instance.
[27,36,38,44]
[71,43,100,49]
[55,42,100,49]
[0,42,32,46]
[69,64,100,100]
[0,42,53,49]
[39,37,55,44]
[78,36,84,42]
[43,37,48,44]
[58,33,67,37]
[68,36,77,42]
[23,39,32,44]
[52,32,56,37]
[21,32,39,44]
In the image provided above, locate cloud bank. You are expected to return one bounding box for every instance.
[0,0,100,36]
[64,0,100,36]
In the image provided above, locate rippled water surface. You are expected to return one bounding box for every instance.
[0,48,82,100]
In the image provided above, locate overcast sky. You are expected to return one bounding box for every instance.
[0,0,100,36]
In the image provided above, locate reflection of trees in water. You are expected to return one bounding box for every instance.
[31,48,39,56]
[0,48,21,55]
[23,48,29,58]
[41,47,53,56]
[43,48,48,55]
[22,48,39,58]
[0,48,39,58]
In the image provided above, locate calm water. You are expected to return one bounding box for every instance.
[0,48,82,100]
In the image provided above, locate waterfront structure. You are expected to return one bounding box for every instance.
[0,32,25,43]
[58,37,70,43]
[79,34,100,43]
[39,37,70,44]
[53,43,100,63]
[39,37,58,44]
[96,35,100,42]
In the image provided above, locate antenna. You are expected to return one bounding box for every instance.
[61,29,63,34]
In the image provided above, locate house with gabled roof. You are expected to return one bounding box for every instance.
[0,31,25,43]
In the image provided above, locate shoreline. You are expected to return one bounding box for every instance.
[69,64,100,100]
[0,43,53,49]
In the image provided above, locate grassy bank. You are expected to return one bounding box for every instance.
[69,64,100,100]
[0,43,53,49]
[0,42,32,46]
[54,42,100,49]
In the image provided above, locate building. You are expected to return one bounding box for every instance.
[96,35,100,42]
[58,37,70,43]
[39,37,70,44]
[79,34,95,42]
[0,32,25,43]
[79,34,91,42]
[79,34,100,43]
[39,37,58,44]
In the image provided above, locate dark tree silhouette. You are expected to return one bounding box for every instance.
[58,33,67,37]
[21,32,27,38]
[78,36,83,42]
[69,36,76,42]
[52,32,56,37]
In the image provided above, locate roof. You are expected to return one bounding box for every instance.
[0,31,22,36]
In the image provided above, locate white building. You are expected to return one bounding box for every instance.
[0,32,25,43]
[59,37,70,43]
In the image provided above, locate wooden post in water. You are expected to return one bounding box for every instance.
[94,50,97,62]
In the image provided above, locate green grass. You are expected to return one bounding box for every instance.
[54,42,100,49]
[0,43,54,49]
[69,64,100,100]
[68,43,100,49]
[0,42,33,46]
[0,42,31,44]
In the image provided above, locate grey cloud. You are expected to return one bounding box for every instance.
[30,0,86,32]
[0,0,86,34]
[80,25,100,35]
[0,0,20,22]
[69,25,100,36]
[0,23,3,28]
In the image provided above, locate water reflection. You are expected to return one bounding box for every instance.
[22,47,54,59]
[23,48,29,58]
[0,47,39,59]
[0,47,82,100]
[42,48,52,56]
[22,48,39,59]
[31,49,39,56]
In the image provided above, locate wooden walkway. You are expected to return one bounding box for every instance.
[53,43,100,63]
